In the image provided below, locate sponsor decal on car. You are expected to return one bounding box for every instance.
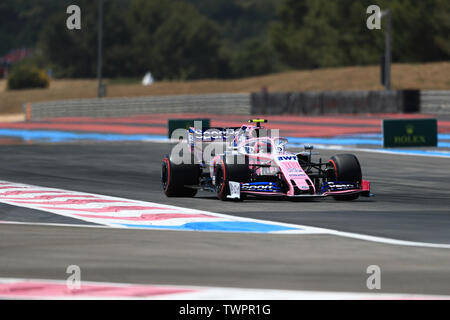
[189,128,238,142]
[321,181,359,192]
[277,155,297,161]
[241,182,280,193]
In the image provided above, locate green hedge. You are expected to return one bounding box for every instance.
[7,66,50,90]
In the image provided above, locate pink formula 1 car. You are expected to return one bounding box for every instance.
[161,119,371,201]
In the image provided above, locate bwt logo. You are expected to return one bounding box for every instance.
[278,156,297,161]
[66,5,81,30]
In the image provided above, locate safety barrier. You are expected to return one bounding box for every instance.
[21,90,450,120]
[23,93,251,120]
[420,91,450,114]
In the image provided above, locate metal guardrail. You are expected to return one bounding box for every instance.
[24,93,251,120]
[421,91,450,114]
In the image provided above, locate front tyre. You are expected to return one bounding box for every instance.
[214,155,250,201]
[328,154,362,201]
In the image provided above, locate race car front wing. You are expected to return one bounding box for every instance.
[227,180,372,199]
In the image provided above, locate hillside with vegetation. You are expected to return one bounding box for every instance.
[1,0,449,80]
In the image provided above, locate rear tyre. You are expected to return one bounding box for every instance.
[328,154,362,201]
[215,155,250,201]
[161,154,199,197]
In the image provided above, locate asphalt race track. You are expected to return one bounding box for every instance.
[0,141,449,295]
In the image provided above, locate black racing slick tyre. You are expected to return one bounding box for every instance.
[161,154,199,197]
[328,154,362,201]
[214,155,250,201]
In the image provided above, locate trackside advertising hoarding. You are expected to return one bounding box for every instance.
[382,118,437,148]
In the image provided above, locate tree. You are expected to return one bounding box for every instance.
[187,0,284,77]
[386,0,450,62]
[229,39,281,77]
[39,0,131,78]
[270,0,384,69]
[270,0,450,69]
[127,0,223,80]
[9,0,449,79]
[432,0,450,58]
[38,0,224,80]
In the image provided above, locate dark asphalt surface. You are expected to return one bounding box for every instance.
[0,141,450,294]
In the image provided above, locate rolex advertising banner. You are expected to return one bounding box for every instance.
[382,119,437,148]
